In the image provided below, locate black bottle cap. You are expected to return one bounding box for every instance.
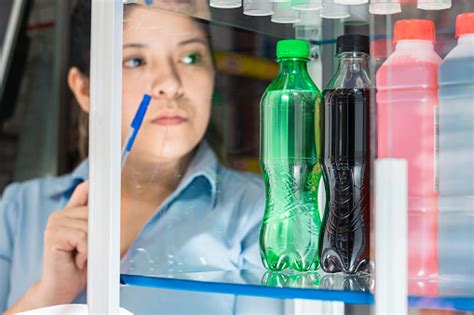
[336,34,370,55]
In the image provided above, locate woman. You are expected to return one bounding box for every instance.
[0,3,278,314]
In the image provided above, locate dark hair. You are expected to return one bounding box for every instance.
[69,1,223,160]
[70,2,136,76]
[70,0,91,76]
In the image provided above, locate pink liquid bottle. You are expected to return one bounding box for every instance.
[376,19,441,294]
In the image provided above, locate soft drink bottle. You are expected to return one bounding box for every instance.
[319,34,372,274]
[438,12,474,280]
[439,12,474,211]
[260,40,323,272]
[377,19,441,283]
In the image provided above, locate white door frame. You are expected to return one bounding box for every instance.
[88,0,123,313]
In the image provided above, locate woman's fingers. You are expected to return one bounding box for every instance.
[75,252,88,270]
[65,181,89,208]
[45,226,87,253]
[47,214,88,233]
[45,207,89,271]
[56,206,88,220]
[45,226,88,267]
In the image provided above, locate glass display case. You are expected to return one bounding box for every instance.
[0,0,472,314]
[80,0,474,314]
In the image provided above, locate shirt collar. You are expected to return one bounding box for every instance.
[71,159,90,181]
[173,140,219,208]
[50,142,219,207]
[64,160,89,199]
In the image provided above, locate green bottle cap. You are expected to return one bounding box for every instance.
[276,39,310,59]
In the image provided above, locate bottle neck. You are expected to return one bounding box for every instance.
[395,40,434,51]
[277,58,309,75]
[327,51,371,89]
[458,33,474,44]
[336,52,369,73]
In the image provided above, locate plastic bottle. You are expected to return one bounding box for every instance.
[260,40,323,272]
[369,0,401,15]
[319,34,372,274]
[438,12,474,212]
[377,19,441,281]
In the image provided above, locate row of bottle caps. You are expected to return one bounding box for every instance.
[124,0,453,23]
[209,0,452,19]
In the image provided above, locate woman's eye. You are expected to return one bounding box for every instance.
[123,57,145,68]
[181,52,201,65]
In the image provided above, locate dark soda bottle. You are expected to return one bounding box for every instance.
[319,34,372,274]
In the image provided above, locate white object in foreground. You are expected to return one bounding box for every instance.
[16,304,132,315]
[374,158,408,315]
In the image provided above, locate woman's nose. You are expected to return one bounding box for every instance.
[150,61,183,100]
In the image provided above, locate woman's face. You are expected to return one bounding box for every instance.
[122,6,214,163]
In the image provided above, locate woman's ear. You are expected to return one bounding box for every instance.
[68,67,90,113]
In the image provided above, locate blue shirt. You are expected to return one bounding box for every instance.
[0,142,284,314]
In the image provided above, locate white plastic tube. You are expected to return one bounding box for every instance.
[320,0,350,19]
[369,0,401,14]
[292,0,323,10]
[244,0,273,15]
[210,0,242,8]
[417,0,451,10]
[335,0,368,5]
[88,0,122,313]
[375,159,408,315]
[272,2,301,23]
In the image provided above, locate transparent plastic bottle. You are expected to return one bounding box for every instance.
[319,34,372,274]
[259,40,323,272]
[438,12,474,212]
[369,0,401,15]
[377,19,441,283]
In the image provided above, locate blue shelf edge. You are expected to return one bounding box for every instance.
[120,274,373,305]
[120,274,474,311]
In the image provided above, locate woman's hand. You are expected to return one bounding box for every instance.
[40,181,89,303]
[6,182,89,313]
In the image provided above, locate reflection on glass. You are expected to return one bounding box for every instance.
[409,278,439,296]
[121,267,474,311]
[261,271,288,287]
[261,271,321,288]
[320,273,373,292]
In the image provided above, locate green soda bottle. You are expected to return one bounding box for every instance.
[259,39,323,272]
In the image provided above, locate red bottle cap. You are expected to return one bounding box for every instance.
[393,19,436,44]
[456,12,474,38]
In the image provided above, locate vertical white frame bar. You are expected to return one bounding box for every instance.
[88,0,123,313]
[374,159,408,315]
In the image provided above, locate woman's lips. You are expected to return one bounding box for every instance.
[152,116,187,126]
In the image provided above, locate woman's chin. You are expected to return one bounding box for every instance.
[143,142,197,162]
